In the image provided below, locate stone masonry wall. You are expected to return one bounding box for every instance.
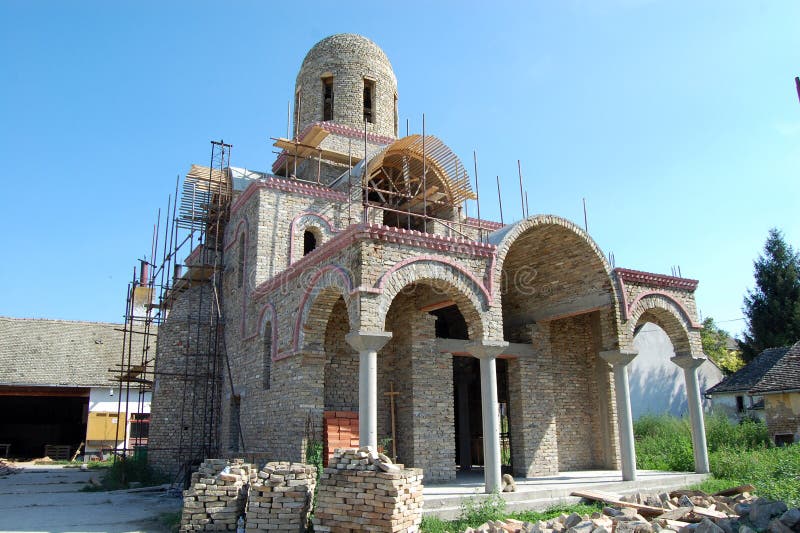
[149,281,222,478]
[295,34,398,139]
[323,299,358,411]
[765,393,800,444]
[550,313,608,471]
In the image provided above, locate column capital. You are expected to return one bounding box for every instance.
[671,353,705,370]
[599,349,637,366]
[465,340,509,359]
[345,330,392,352]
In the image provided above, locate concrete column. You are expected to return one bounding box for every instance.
[600,349,638,481]
[466,341,508,493]
[672,353,710,474]
[345,331,392,450]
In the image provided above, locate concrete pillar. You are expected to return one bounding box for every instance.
[600,349,638,481]
[672,353,710,474]
[345,331,392,450]
[465,341,508,493]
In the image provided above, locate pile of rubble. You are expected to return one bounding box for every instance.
[314,447,424,533]
[245,462,316,532]
[0,459,18,476]
[464,487,800,533]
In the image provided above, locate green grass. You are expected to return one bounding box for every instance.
[81,455,168,491]
[419,494,602,533]
[634,413,799,507]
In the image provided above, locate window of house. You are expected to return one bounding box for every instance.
[736,395,745,413]
[775,434,794,447]
[303,230,317,255]
[237,233,245,288]
[263,324,272,389]
[363,78,375,123]
[322,76,334,121]
[230,395,241,451]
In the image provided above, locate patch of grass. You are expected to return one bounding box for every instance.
[419,500,602,533]
[81,455,168,491]
[634,414,800,507]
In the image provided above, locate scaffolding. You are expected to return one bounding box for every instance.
[111,140,232,486]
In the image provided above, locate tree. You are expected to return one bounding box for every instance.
[741,228,800,361]
[700,317,744,374]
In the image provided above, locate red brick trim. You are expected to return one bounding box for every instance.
[614,267,698,292]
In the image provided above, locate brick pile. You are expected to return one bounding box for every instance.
[322,411,359,466]
[313,447,424,533]
[180,459,254,531]
[245,462,316,532]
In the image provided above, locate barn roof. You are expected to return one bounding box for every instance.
[706,342,799,396]
[0,317,146,388]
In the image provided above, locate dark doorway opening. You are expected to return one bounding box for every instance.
[0,393,88,459]
[452,357,510,473]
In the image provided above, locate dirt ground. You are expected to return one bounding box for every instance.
[0,463,182,533]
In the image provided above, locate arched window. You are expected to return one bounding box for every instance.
[322,76,334,121]
[303,230,318,255]
[237,233,245,288]
[363,78,375,123]
[263,324,272,389]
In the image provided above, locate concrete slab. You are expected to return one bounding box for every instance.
[423,469,710,519]
[0,463,182,533]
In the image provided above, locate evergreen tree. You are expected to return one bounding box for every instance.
[741,228,800,361]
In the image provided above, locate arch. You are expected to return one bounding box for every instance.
[289,212,337,263]
[628,293,695,354]
[375,257,487,341]
[492,215,620,344]
[292,264,357,355]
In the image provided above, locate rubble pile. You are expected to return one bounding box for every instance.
[0,459,18,476]
[314,447,424,533]
[245,462,316,532]
[180,459,254,531]
[463,487,800,533]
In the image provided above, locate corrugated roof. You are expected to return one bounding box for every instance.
[706,344,791,395]
[0,317,148,388]
[749,340,800,394]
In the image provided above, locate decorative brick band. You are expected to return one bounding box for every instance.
[230,176,348,216]
[252,223,496,299]
[614,267,699,292]
[465,216,504,231]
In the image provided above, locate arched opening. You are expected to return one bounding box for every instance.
[323,297,356,412]
[629,322,684,419]
[499,221,617,475]
[303,229,318,256]
[377,278,484,482]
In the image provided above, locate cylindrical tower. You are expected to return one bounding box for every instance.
[294,34,398,139]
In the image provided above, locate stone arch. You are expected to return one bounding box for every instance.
[293,264,357,353]
[374,256,487,341]
[629,293,694,354]
[491,215,620,346]
[289,212,337,263]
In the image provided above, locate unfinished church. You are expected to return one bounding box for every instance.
[148,34,711,491]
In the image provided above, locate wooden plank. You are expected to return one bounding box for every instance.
[664,520,692,529]
[692,506,729,519]
[712,485,756,497]
[656,507,694,521]
[570,490,665,517]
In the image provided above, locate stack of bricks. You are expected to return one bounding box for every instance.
[313,448,424,533]
[245,462,317,532]
[180,459,254,531]
[322,411,359,466]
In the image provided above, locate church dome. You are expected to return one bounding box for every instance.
[294,34,398,139]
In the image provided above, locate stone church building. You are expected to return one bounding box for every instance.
[149,34,710,492]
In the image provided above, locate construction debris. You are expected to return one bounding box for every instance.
[0,459,18,476]
[464,487,800,533]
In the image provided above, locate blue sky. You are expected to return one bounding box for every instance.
[1,1,798,338]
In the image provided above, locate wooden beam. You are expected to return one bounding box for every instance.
[418,300,456,312]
